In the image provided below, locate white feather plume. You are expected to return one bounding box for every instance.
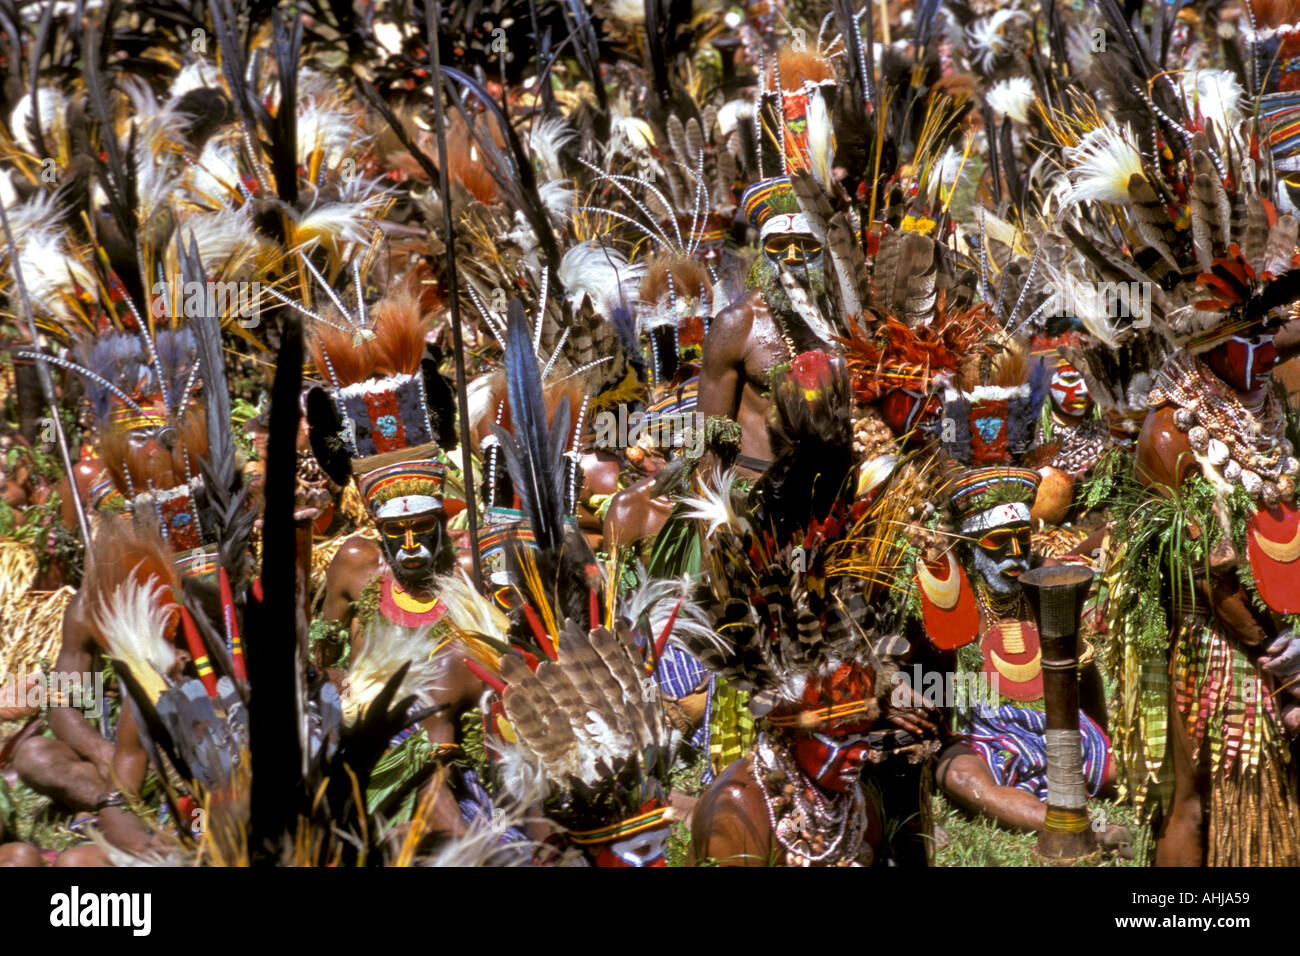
[618,573,726,658]
[558,240,644,316]
[10,88,68,154]
[185,136,244,202]
[986,76,1036,125]
[1064,123,1143,206]
[527,117,575,182]
[89,579,177,703]
[167,60,222,101]
[806,88,835,190]
[680,467,748,538]
[171,204,265,274]
[437,569,511,642]
[342,621,453,725]
[1181,69,1243,142]
[538,178,575,224]
[961,9,1030,71]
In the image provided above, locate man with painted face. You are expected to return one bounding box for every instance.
[322,459,456,649]
[1029,325,1110,526]
[911,355,1127,849]
[930,467,1127,847]
[319,455,484,838]
[689,664,888,867]
[1128,318,1300,866]
[306,291,486,845]
[11,351,245,862]
[698,176,836,478]
[685,356,944,866]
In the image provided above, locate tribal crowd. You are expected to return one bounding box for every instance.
[0,0,1297,868]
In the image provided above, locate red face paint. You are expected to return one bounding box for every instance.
[589,826,671,867]
[1049,363,1091,417]
[1206,334,1278,393]
[792,731,873,793]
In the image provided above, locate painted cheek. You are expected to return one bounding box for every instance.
[1226,343,1251,385]
[792,736,831,781]
[1252,342,1279,382]
[833,743,868,774]
[592,847,632,867]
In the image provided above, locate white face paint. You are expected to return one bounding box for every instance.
[962,503,1033,595]
[760,213,813,242]
[373,495,443,520]
[608,827,671,866]
[960,503,1031,534]
[1049,364,1091,417]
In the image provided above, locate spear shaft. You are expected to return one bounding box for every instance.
[426,0,483,592]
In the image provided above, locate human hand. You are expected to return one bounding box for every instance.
[1260,630,1300,704]
[0,673,41,721]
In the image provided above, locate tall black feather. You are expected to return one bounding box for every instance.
[210,0,273,153]
[492,299,568,555]
[180,234,255,588]
[27,0,54,160]
[82,21,143,307]
[268,10,303,206]
[562,0,608,141]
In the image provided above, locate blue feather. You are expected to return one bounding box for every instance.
[609,303,640,356]
[74,332,145,425]
[1027,358,1050,423]
[154,328,197,409]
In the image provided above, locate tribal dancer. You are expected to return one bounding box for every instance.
[304,284,486,841]
[698,44,844,480]
[442,304,717,866]
[14,302,253,858]
[685,353,944,866]
[1028,324,1112,527]
[917,342,1128,849]
[1047,5,1300,863]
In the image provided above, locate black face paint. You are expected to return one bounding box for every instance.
[377,511,452,591]
[763,234,825,273]
[967,520,1033,595]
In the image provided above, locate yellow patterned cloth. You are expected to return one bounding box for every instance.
[708,680,755,775]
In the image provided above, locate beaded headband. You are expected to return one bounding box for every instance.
[948,466,1041,518]
[356,449,447,519]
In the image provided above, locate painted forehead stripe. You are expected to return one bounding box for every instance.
[962,502,1032,534]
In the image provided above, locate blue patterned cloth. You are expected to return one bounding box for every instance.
[457,767,530,845]
[655,645,715,785]
[958,705,1111,800]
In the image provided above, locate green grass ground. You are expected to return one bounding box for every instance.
[932,792,1150,867]
[0,753,84,854]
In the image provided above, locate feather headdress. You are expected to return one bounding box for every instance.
[680,356,897,724]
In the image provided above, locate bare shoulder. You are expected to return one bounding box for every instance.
[698,757,758,810]
[330,535,383,570]
[1137,406,1193,492]
[325,535,384,605]
[690,757,773,866]
[711,289,762,328]
[703,291,761,357]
